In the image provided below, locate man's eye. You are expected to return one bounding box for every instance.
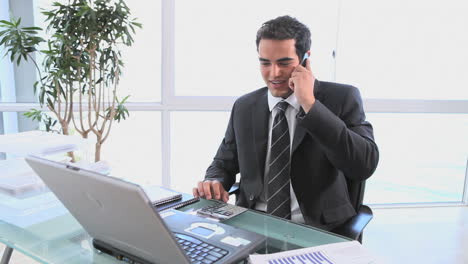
[279,62,290,66]
[260,62,271,66]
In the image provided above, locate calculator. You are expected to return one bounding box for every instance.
[196,201,248,221]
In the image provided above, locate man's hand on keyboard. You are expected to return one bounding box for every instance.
[193,180,229,203]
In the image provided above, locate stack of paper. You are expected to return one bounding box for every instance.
[249,241,381,264]
[0,158,48,198]
[0,130,85,156]
[0,191,67,228]
[0,131,110,231]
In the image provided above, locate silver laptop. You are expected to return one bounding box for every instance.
[25,155,265,264]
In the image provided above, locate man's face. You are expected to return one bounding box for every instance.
[258,38,300,98]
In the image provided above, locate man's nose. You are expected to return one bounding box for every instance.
[270,64,281,78]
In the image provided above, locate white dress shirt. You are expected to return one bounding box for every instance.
[254,91,305,224]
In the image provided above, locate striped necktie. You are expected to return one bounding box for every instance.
[266,101,291,219]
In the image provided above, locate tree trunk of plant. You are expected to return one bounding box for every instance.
[61,122,76,163]
[95,141,101,162]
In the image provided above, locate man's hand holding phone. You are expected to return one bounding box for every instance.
[289,53,316,113]
[193,180,229,203]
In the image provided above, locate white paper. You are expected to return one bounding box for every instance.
[249,241,381,264]
[0,158,47,197]
[0,130,84,156]
[0,191,68,228]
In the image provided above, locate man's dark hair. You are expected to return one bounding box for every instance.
[256,15,311,60]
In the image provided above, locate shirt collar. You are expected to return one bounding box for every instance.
[267,91,300,112]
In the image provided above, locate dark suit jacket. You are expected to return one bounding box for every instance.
[205,80,379,231]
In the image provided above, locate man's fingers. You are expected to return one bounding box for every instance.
[222,191,229,203]
[195,180,228,201]
[212,181,222,200]
[192,187,200,198]
[202,181,213,199]
[289,78,295,90]
[197,181,205,197]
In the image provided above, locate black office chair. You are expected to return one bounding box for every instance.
[228,178,372,243]
[330,179,373,243]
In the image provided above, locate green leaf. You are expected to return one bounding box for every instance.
[23,109,43,122]
[46,98,54,109]
[120,95,130,104]
[33,81,39,93]
[0,20,14,26]
[22,26,43,31]
[131,22,142,28]
[0,34,10,45]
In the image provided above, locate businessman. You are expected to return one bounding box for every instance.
[193,15,379,231]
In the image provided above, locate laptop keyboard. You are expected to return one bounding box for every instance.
[174,233,228,264]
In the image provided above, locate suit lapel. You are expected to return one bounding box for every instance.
[252,91,269,179]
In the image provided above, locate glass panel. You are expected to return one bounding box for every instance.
[0,0,16,103]
[175,0,339,96]
[336,0,468,100]
[34,0,161,102]
[1,3,37,103]
[100,111,162,186]
[170,111,231,193]
[0,199,347,264]
[0,112,39,135]
[365,113,468,204]
[180,199,350,252]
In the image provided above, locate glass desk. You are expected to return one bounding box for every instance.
[0,196,350,263]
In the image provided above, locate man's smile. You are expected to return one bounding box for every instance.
[270,79,288,88]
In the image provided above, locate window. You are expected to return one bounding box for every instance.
[174,0,340,96]
[170,111,230,193]
[35,0,162,102]
[336,0,468,204]
[365,113,468,204]
[336,0,468,100]
[100,111,162,186]
[1,0,467,206]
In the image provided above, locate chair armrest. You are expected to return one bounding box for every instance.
[332,205,373,241]
[228,182,240,196]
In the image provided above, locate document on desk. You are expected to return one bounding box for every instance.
[249,241,380,264]
[0,130,84,156]
[0,158,48,197]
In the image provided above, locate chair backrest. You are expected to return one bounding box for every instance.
[334,178,372,242]
[345,178,366,211]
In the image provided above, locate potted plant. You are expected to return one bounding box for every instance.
[0,0,141,161]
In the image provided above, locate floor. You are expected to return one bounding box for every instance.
[2,206,467,264]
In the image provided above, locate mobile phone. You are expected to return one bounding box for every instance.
[301,53,309,67]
